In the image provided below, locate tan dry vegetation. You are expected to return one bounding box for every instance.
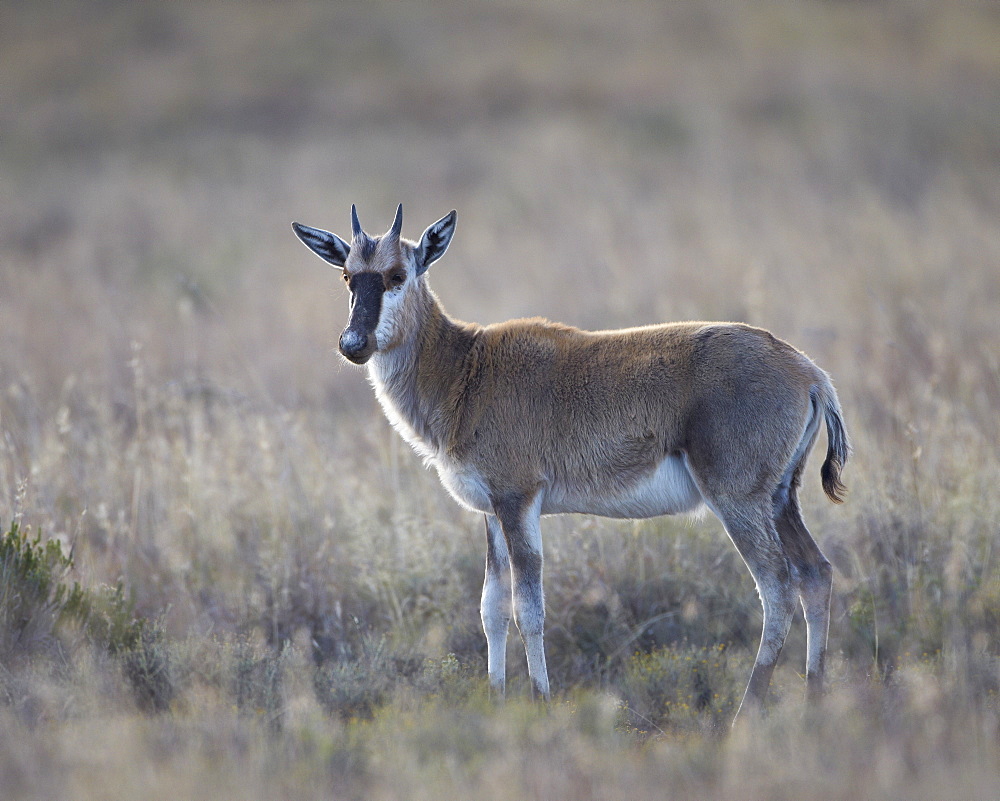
[2,0,1000,798]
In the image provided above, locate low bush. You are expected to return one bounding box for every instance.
[0,521,88,662]
[0,520,171,710]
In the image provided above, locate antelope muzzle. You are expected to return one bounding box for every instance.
[340,272,384,364]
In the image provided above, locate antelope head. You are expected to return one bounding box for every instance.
[292,204,457,364]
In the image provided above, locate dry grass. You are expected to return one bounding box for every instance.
[2,0,1000,798]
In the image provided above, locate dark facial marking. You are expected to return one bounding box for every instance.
[340,271,385,364]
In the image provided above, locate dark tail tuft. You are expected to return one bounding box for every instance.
[820,393,851,503]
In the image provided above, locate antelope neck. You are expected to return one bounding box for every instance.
[367,290,478,457]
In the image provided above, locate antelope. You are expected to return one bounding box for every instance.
[291,204,850,722]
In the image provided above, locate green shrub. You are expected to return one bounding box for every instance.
[618,642,747,735]
[0,521,88,661]
[233,636,286,729]
[82,580,147,655]
[0,520,173,711]
[312,636,404,721]
[120,623,176,714]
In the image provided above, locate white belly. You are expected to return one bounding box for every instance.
[543,453,705,519]
[432,452,703,521]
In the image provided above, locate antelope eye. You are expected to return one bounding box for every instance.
[389,272,406,287]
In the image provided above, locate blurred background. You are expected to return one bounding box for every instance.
[1,1,1000,794]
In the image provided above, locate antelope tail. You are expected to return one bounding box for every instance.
[819,383,851,503]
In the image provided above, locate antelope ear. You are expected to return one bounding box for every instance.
[291,222,350,268]
[415,210,457,275]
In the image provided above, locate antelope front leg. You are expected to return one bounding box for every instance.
[493,492,550,700]
[482,514,512,697]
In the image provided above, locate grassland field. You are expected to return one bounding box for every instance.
[2,1,1000,798]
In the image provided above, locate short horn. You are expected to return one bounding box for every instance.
[351,204,363,239]
[386,203,403,242]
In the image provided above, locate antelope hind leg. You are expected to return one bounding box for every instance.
[774,493,833,701]
[717,503,797,722]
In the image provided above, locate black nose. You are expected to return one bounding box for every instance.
[339,329,372,363]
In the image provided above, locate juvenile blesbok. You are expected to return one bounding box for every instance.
[291,205,850,722]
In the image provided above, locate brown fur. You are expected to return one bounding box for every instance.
[401,294,843,509]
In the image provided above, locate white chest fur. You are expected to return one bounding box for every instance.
[433,458,493,513]
[367,350,436,462]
